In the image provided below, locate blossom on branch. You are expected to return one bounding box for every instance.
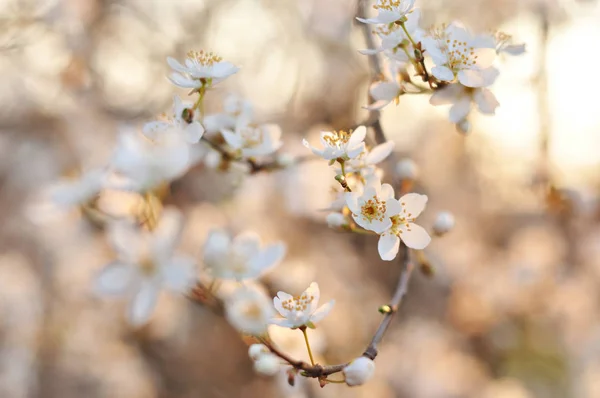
[93,208,197,326]
[303,126,366,161]
[359,8,421,60]
[167,50,239,90]
[221,122,283,158]
[110,129,191,192]
[345,176,401,234]
[143,95,204,144]
[203,229,286,281]
[422,23,497,87]
[429,82,500,123]
[343,356,375,386]
[378,193,430,259]
[271,282,334,329]
[356,0,416,25]
[226,286,274,335]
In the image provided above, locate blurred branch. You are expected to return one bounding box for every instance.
[199,136,318,174]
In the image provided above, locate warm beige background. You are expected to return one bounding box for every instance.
[1,0,600,397]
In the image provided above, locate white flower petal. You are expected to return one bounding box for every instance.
[221,129,244,149]
[166,57,188,73]
[347,126,367,148]
[346,142,366,159]
[399,223,431,249]
[369,82,399,102]
[448,97,472,123]
[183,122,204,144]
[203,229,231,266]
[431,66,455,82]
[385,198,402,216]
[128,277,161,326]
[249,242,286,275]
[108,221,145,264]
[310,299,334,324]
[474,88,500,114]
[93,262,136,296]
[168,73,200,89]
[429,84,462,106]
[366,141,395,165]
[398,193,428,218]
[151,207,183,262]
[379,184,395,200]
[162,256,196,292]
[378,233,400,261]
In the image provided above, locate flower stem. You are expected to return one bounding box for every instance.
[194,85,207,119]
[400,22,416,48]
[301,327,316,366]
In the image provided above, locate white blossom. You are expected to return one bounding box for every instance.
[422,23,497,87]
[378,193,431,260]
[343,357,375,386]
[433,211,455,236]
[226,286,274,335]
[110,129,190,192]
[203,229,286,281]
[429,82,500,123]
[365,78,404,111]
[167,50,239,90]
[248,343,270,361]
[253,353,281,376]
[345,176,401,234]
[326,212,346,228]
[143,95,204,144]
[203,94,254,134]
[395,158,418,180]
[26,169,107,223]
[221,122,283,158]
[271,282,334,329]
[356,0,416,25]
[359,9,421,60]
[493,31,526,56]
[303,126,366,161]
[342,141,395,178]
[93,208,196,326]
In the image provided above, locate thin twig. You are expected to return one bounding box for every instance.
[258,243,413,377]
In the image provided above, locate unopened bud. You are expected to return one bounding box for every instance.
[253,353,280,376]
[287,368,297,386]
[395,158,418,180]
[326,212,346,228]
[248,344,269,361]
[343,356,375,386]
[456,119,471,135]
[432,211,455,236]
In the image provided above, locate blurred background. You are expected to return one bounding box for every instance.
[1,0,600,397]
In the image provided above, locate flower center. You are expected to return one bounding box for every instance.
[139,256,157,276]
[374,0,403,11]
[322,130,351,148]
[239,126,263,147]
[186,50,223,66]
[429,27,479,71]
[242,302,264,320]
[281,293,315,312]
[389,202,417,235]
[360,196,387,222]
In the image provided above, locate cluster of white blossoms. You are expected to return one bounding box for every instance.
[358,0,525,132]
[27,0,513,388]
[304,124,430,260]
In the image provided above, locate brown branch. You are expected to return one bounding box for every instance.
[258,243,413,378]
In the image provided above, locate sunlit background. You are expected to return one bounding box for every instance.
[1,0,600,397]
